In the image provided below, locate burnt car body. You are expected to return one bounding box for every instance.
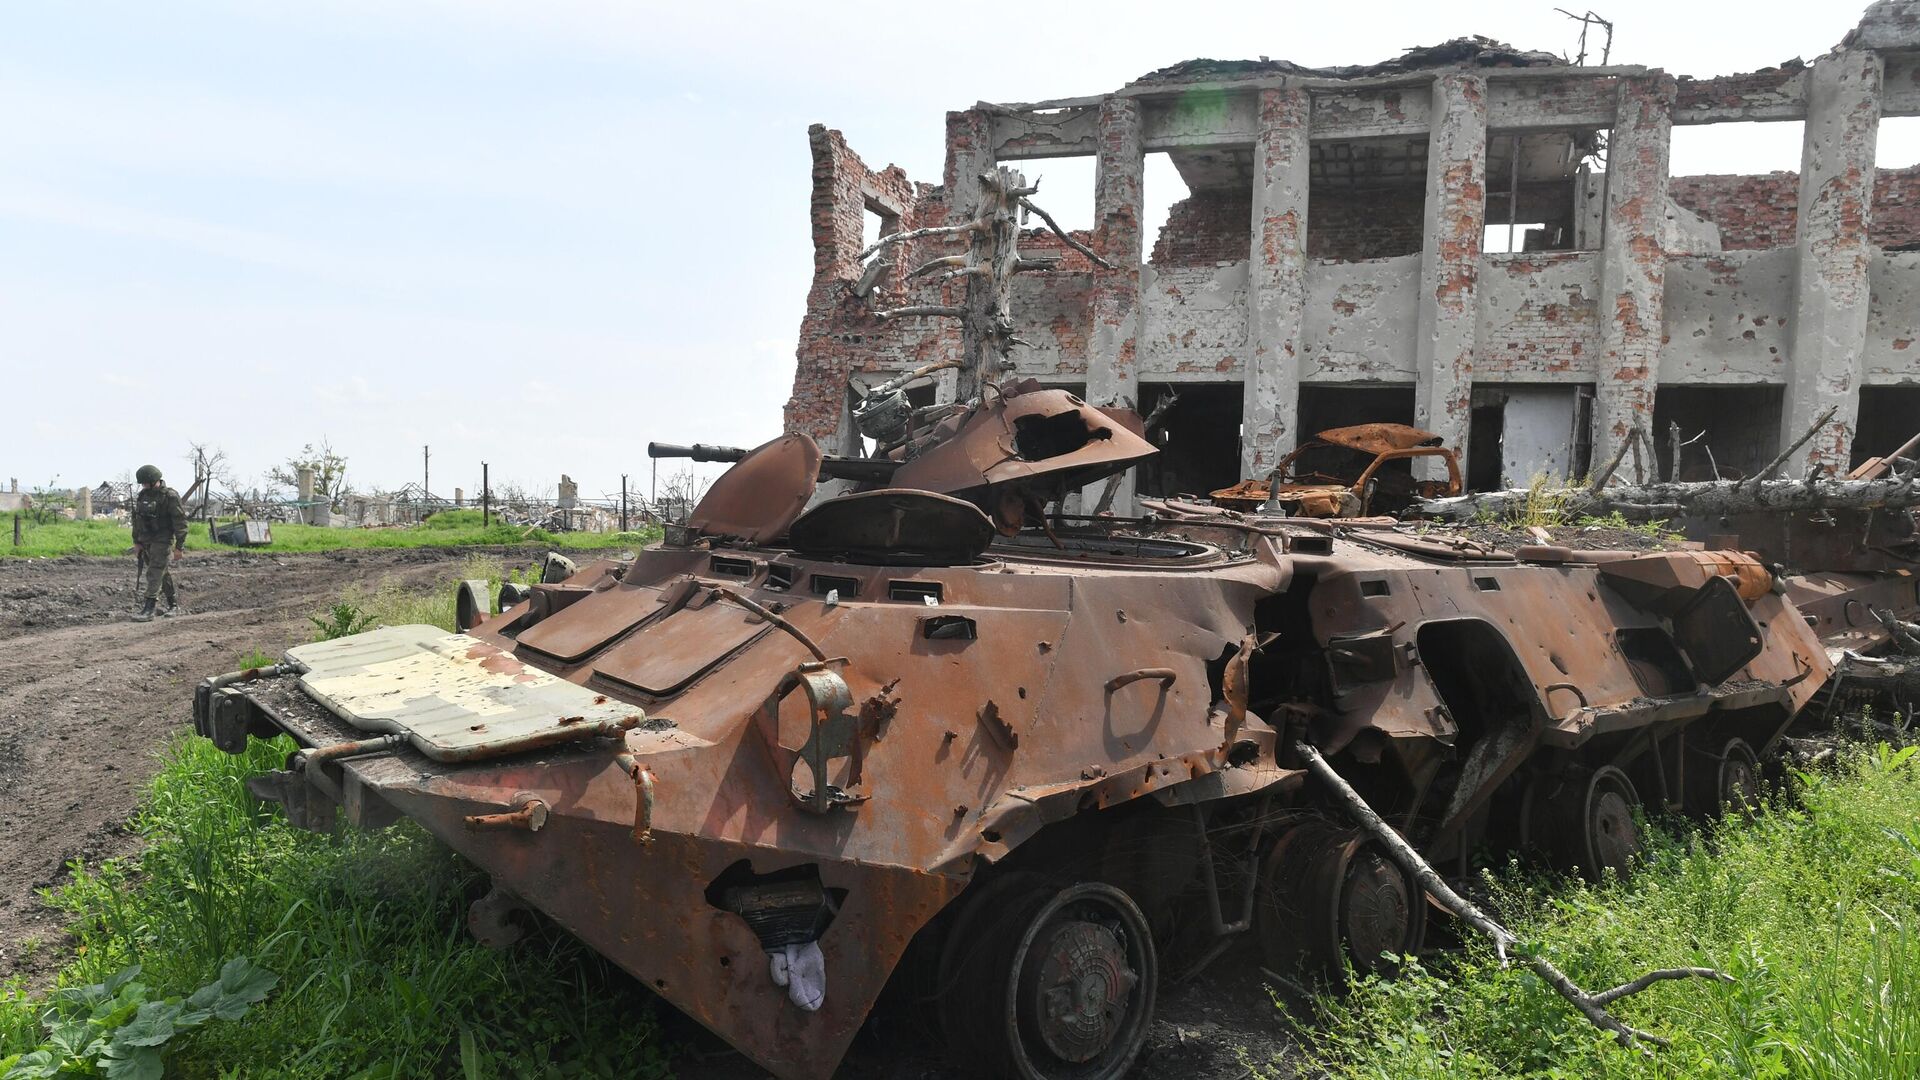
[1211,423,1463,517]
[195,386,1919,1079]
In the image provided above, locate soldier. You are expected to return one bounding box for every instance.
[131,464,187,621]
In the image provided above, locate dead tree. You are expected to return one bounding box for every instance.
[1421,413,1920,522]
[1299,743,1730,1052]
[859,168,1109,402]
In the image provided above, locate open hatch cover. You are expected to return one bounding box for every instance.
[688,433,823,544]
[787,488,995,565]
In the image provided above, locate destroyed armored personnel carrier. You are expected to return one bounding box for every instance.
[194,382,1920,1079]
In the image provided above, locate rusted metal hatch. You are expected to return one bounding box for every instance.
[515,584,665,662]
[689,433,823,543]
[288,625,642,761]
[889,385,1158,496]
[787,488,995,565]
[591,589,791,696]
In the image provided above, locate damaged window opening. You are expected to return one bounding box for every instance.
[1297,385,1416,434]
[1143,148,1213,268]
[1854,387,1920,469]
[1468,384,1595,490]
[1136,383,1243,497]
[1652,386,1784,482]
[1664,122,1806,252]
[1489,130,1597,253]
[1014,155,1096,234]
[1308,138,1428,261]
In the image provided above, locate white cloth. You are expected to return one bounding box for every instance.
[767,940,827,1011]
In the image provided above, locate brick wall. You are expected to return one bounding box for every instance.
[1668,164,1920,250]
[1147,185,1430,265]
[1309,187,1429,261]
[785,125,959,446]
[1149,189,1250,265]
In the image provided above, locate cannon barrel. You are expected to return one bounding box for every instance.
[647,442,747,463]
[647,441,899,484]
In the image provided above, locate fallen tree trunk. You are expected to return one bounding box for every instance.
[1414,475,1920,522]
[1297,742,1731,1052]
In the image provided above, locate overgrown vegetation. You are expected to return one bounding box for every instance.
[3,958,276,1079]
[1303,746,1920,1079]
[0,626,675,1077]
[0,511,656,559]
[1467,475,1682,541]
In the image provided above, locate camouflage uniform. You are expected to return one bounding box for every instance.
[132,482,188,611]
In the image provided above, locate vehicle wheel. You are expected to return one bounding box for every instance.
[1686,736,1762,818]
[943,880,1157,1079]
[1258,821,1426,981]
[1533,766,1642,877]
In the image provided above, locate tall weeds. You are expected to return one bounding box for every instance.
[1305,747,1920,1079]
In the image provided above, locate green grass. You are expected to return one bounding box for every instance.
[1303,745,1920,1080]
[0,510,656,559]
[0,635,676,1079]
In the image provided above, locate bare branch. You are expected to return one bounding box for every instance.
[1014,257,1062,273]
[856,221,980,262]
[905,254,968,279]
[1018,197,1114,270]
[873,304,965,321]
[1593,968,1736,1007]
[1752,403,1839,488]
[1588,423,1643,493]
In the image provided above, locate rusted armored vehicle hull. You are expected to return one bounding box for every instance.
[194,509,1910,1079]
[190,382,1920,1078]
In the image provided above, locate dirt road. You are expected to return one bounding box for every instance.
[0,546,496,983]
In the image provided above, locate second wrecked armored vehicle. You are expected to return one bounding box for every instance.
[195,382,1915,1079]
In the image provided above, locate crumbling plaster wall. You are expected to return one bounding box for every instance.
[1301,256,1421,381]
[1867,249,1920,382]
[1139,263,1249,378]
[1661,250,1795,384]
[1475,252,1602,381]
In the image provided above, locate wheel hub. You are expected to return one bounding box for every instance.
[1590,788,1639,873]
[1343,853,1411,972]
[1030,919,1137,1063]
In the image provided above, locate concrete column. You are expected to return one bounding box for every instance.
[1243,86,1312,479]
[454,487,464,508]
[1594,75,1676,474]
[1783,49,1883,475]
[75,487,91,520]
[557,474,578,510]
[1413,74,1488,481]
[296,467,316,525]
[1086,97,1145,509]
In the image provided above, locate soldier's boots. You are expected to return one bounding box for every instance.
[133,599,157,623]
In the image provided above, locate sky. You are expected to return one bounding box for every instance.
[4,1,1916,503]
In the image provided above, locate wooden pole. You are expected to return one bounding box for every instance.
[482,462,490,527]
[620,473,629,533]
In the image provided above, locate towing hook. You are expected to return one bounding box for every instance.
[465,796,550,833]
[616,753,657,844]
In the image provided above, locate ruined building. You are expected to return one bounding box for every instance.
[786,3,1920,508]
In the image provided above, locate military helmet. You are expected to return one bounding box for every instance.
[136,464,162,485]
